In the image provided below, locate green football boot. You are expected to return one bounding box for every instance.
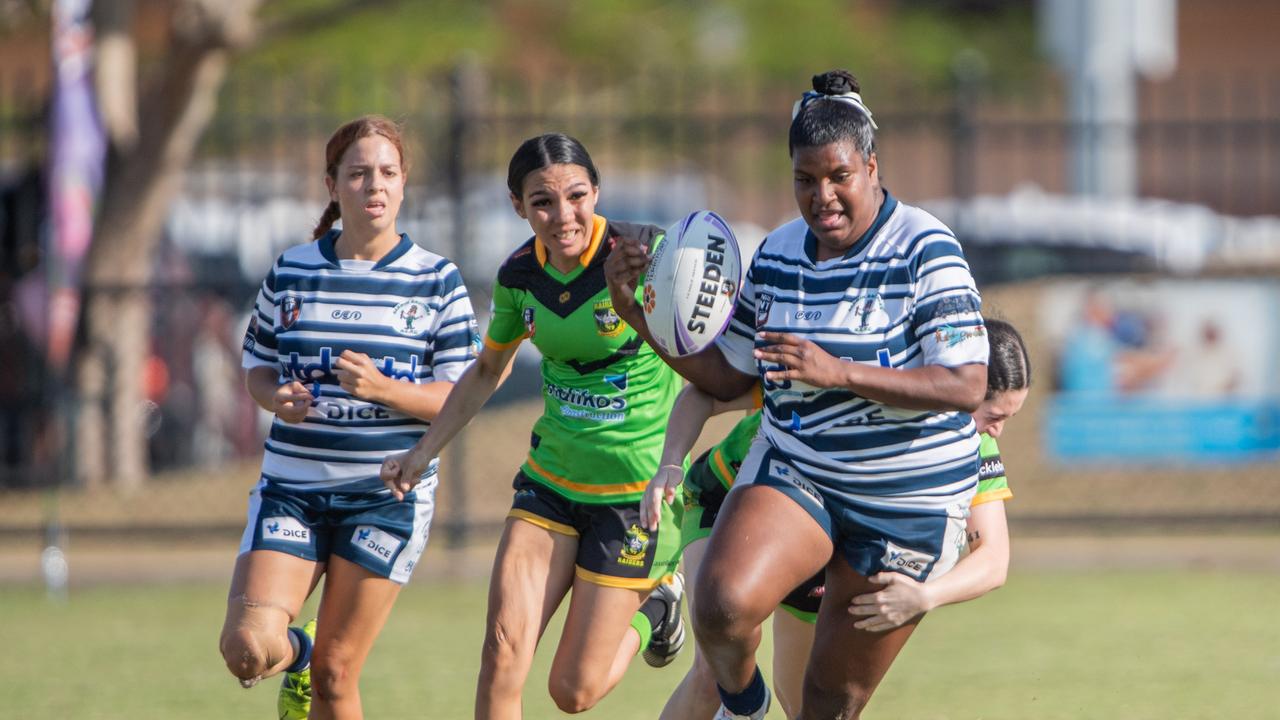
[277,618,316,720]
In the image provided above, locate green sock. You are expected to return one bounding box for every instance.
[629,610,654,654]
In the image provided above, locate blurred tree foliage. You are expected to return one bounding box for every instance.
[232,0,1040,115]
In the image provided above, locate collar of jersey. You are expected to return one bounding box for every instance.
[534,215,607,271]
[803,190,897,264]
[318,229,414,270]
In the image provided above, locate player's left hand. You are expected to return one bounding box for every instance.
[754,332,849,388]
[641,464,684,532]
[334,350,388,402]
[848,572,932,632]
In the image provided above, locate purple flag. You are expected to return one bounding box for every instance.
[17,0,106,371]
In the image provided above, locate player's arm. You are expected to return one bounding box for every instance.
[641,385,757,530]
[848,499,1009,632]
[756,336,987,412]
[604,235,756,401]
[380,342,520,500]
[245,366,313,423]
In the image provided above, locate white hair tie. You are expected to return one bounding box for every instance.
[791,90,878,129]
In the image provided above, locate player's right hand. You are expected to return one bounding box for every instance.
[604,236,651,321]
[271,381,314,423]
[641,464,684,531]
[381,446,428,501]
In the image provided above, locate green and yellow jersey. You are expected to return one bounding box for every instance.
[973,433,1013,506]
[486,215,681,504]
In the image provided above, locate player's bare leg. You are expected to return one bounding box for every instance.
[772,608,817,719]
[796,558,921,720]
[546,577,649,713]
[476,517,577,720]
[219,550,322,687]
[306,555,403,719]
[695,484,831,715]
[659,538,720,720]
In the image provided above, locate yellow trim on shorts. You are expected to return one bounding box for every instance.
[971,488,1012,507]
[711,448,737,489]
[508,509,579,537]
[525,456,649,497]
[484,333,526,351]
[575,566,672,591]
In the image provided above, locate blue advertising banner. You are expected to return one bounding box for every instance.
[1039,279,1280,463]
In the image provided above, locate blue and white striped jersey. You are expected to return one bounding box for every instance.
[716,192,987,510]
[242,230,477,492]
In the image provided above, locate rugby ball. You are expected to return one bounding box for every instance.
[642,210,742,357]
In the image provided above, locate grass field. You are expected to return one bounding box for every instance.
[1,568,1276,719]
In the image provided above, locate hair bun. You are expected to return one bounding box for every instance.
[812,69,860,96]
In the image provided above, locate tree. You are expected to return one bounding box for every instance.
[68,0,393,490]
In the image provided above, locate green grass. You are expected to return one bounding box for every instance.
[1,569,1276,719]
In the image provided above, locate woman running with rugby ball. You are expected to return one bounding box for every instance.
[606,69,990,719]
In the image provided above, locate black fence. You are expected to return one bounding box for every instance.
[2,65,1279,540]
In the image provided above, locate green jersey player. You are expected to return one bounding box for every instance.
[382,133,686,718]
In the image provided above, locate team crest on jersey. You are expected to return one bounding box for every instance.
[593,300,624,337]
[850,292,889,334]
[618,524,650,567]
[522,307,537,337]
[391,299,431,337]
[558,290,571,304]
[280,295,303,329]
[756,292,774,328]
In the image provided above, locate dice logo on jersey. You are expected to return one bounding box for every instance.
[756,292,774,328]
[522,307,536,338]
[593,299,624,337]
[352,525,402,564]
[262,516,309,544]
[618,524,650,567]
[880,542,935,579]
[391,299,431,337]
[850,292,889,334]
[280,295,303,329]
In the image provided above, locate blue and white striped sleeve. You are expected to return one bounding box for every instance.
[427,261,477,383]
[910,233,988,368]
[242,265,280,371]
[715,246,761,376]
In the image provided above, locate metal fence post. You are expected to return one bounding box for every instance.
[444,57,482,548]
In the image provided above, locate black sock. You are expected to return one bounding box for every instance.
[639,592,667,631]
[718,666,767,715]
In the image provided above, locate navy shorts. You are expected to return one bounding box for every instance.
[237,478,436,584]
[735,437,972,583]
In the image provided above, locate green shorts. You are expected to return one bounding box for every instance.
[509,471,682,591]
[681,451,822,621]
[680,449,730,549]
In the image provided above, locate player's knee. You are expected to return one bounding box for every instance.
[547,674,606,714]
[219,625,274,680]
[692,584,754,643]
[310,653,356,703]
[800,676,870,720]
[478,620,530,680]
